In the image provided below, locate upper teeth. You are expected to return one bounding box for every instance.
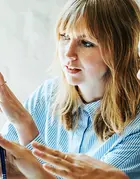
[69,67,75,69]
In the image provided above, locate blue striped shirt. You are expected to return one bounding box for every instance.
[1,78,140,179]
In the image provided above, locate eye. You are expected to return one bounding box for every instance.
[59,34,70,41]
[81,40,96,48]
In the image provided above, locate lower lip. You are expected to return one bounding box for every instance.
[66,67,81,74]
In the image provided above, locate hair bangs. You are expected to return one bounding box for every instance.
[56,0,97,40]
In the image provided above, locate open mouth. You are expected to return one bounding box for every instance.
[66,66,81,74]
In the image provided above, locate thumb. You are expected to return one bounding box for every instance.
[0,73,5,85]
[0,135,24,159]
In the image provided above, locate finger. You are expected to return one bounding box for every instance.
[0,79,8,103]
[137,70,140,80]
[0,81,29,122]
[0,73,24,108]
[33,149,78,173]
[0,135,27,159]
[43,164,72,179]
[0,73,5,86]
[0,73,8,101]
[0,81,23,107]
[32,142,74,163]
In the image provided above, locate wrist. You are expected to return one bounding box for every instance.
[29,169,57,179]
[12,112,33,126]
[14,119,39,146]
[40,172,57,179]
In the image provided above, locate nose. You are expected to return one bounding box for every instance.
[65,40,77,61]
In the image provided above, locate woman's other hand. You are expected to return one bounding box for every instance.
[32,142,129,179]
[0,135,56,179]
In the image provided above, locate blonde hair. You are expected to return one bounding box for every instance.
[52,0,140,140]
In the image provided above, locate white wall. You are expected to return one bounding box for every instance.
[0,0,66,129]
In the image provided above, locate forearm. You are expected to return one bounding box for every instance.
[0,159,26,179]
[28,171,57,179]
[1,163,56,179]
[13,114,39,146]
[107,170,129,179]
[3,154,56,179]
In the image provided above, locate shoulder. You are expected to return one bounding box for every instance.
[34,76,59,98]
[23,76,59,113]
[123,105,140,136]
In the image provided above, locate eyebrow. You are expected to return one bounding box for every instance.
[66,33,87,38]
[61,32,97,41]
[61,31,86,38]
[79,34,86,38]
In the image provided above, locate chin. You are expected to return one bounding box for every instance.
[66,76,83,86]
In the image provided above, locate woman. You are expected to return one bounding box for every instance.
[0,0,140,178]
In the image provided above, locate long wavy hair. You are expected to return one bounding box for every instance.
[51,0,140,141]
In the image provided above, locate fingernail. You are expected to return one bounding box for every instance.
[32,141,39,147]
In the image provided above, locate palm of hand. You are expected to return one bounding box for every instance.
[0,73,31,124]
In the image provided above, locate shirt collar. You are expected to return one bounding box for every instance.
[82,100,101,118]
[72,97,101,120]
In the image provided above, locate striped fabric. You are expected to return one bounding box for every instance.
[1,78,140,179]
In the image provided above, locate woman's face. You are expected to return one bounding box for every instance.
[58,29,108,87]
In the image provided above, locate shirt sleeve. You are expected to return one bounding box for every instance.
[1,121,19,143]
[100,130,140,179]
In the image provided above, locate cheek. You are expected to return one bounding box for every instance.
[88,61,107,74]
[82,53,108,76]
[86,64,108,81]
[58,46,64,63]
[82,54,106,69]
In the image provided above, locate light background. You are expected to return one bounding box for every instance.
[0,0,66,129]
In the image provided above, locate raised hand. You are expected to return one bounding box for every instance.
[0,72,31,125]
[0,73,39,145]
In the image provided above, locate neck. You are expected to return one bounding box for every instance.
[77,81,105,104]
